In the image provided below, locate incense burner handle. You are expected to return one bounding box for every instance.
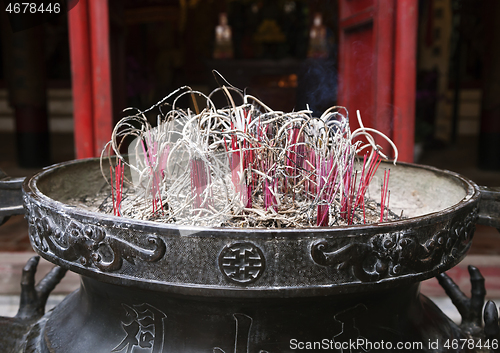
[0,168,25,226]
[478,186,500,230]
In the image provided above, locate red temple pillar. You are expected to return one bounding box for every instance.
[68,0,113,158]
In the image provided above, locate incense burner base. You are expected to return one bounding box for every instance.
[27,278,468,353]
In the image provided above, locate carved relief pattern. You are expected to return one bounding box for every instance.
[219,243,265,284]
[24,198,166,272]
[311,207,478,282]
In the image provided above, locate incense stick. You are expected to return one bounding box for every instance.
[100,84,400,228]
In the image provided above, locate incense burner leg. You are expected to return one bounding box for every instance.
[484,301,500,353]
[437,265,486,337]
[0,256,66,353]
[437,265,500,353]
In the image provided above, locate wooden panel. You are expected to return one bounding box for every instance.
[340,6,374,29]
[340,0,373,20]
[339,23,375,131]
[339,0,416,162]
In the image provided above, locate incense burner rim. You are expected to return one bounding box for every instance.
[22,157,480,298]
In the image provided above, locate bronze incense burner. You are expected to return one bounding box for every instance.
[1,158,500,352]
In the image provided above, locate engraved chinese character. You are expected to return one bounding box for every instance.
[333,304,368,353]
[213,313,269,353]
[113,303,167,353]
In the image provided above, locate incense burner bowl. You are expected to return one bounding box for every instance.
[13,158,493,352]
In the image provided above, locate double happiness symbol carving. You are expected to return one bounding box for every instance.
[219,242,265,284]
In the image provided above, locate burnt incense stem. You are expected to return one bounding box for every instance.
[380,169,391,222]
[110,159,124,216]
[190,158,211,211]
[102,85,399,227]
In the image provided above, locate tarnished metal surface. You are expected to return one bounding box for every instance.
[0,157,498,352]
[2,257,499,352]
[478,186,500,229]
[6,265,496,353]
[31,278,468,353]
[22,158,481,297]
[0,168,25,226]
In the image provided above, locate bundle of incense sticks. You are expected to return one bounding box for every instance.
[103,85,399,228]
